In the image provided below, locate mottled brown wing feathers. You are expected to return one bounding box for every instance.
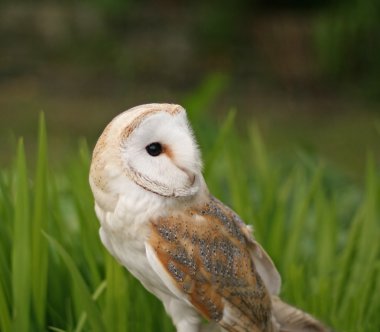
[148,196,274,332]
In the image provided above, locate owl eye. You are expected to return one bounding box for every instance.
[146,142,163,157]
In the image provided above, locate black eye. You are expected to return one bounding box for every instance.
[146,142,162,157]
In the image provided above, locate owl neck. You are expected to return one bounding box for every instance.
[106,175,208,227]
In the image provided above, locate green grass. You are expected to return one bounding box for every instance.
[0,111,379,332]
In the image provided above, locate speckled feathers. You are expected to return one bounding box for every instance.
[149,196,274,331]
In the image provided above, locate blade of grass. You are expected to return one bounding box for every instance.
[283,165,323,268]
[312,185,338,320]
[333,157,377,327]
[68,140,102,288]
[314,183,337,277]
[11,138,31,332]
[332,202,364,321]
[31,112,49,329]
[343,155,380,326]
[225,136,253,222]
[48,327,67,332]
[204,109,236,177]
[366,261,380,325]
[266,173,294,268]
[104,253,128,332]
[249,123,269,180]
[75,280,107,332]
[0,270,11,332]
[0,172,12,332]
[43,232,106,332]
[249,124,278,240]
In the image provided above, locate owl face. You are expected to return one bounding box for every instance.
[90,104,204,211]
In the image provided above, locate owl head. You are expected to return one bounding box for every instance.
[90,104,205,211]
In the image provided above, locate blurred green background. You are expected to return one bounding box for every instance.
[1,2,380,332]
[1,0,379,176]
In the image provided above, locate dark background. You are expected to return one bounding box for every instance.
[1,0,379,176]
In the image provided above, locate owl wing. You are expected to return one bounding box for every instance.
[146,196,280,332]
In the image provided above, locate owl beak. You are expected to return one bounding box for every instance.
[188,172,196,186]
[173,171,199,198]
[177,166,196,187]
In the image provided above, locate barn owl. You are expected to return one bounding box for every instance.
[89,103,328,332]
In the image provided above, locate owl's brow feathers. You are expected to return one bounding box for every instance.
[120,105,183,141]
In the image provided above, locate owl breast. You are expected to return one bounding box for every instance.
[95,188,182,299]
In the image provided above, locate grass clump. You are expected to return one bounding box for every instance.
[0,112,379,332]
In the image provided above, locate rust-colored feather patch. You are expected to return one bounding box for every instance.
[149,196,273,331]
[162,144,174,160]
